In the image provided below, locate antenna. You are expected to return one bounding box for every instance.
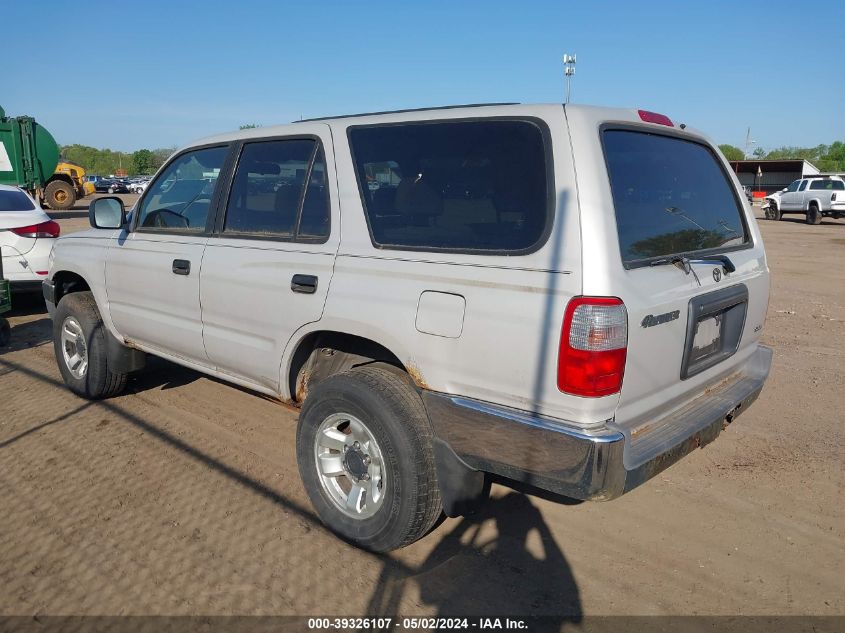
[744,127,756,158]
[563,54,577,104]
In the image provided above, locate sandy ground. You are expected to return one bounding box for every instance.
[0,198,842,618]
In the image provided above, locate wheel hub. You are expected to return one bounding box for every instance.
[342,442,371,481]
[60,316,88,379]
[314,413,386,519]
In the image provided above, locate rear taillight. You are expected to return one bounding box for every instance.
[558,297,628,398]
[10,220,60,238]
[638,110,674,127]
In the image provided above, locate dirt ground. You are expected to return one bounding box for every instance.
[0,198,842,619]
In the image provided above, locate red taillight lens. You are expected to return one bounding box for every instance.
[558,297,628,397]
[10,220,60,238]
[638,109,674,127]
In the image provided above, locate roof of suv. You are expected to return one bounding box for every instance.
[183,103,704,154]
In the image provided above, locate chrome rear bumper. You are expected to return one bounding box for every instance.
[423,345,773,501]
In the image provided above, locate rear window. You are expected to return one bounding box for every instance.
[810,180,845,190]
[0,189,36,212]
[349,120,551,253]
[603,130,749,266]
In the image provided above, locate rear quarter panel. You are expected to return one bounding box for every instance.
[283,105,621,424]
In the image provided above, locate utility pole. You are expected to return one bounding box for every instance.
[563,54,577,104]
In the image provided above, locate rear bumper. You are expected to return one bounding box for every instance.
[424,345,773,501]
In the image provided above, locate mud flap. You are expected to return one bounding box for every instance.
[432,438,488,517]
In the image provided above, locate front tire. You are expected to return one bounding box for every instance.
[764,203,781,221]
[44,180,76,210]
[296,365,442,552]
[806,203,822,225]
[53,292,127,399]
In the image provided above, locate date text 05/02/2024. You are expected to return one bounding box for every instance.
[307,617,529,629]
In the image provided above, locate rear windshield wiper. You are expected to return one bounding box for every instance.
[650,254,735,274]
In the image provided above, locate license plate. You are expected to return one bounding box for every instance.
[681,285,748,380]
[690,315,722,362]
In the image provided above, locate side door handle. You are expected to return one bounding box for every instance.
[172,259,191,275]
[291,274,318,294]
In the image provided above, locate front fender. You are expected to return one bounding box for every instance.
[49,233,121,341]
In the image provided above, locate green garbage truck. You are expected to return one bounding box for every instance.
[0,105,88,210]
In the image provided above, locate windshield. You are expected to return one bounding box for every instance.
[603,130,749,266]
[0,189,36,212]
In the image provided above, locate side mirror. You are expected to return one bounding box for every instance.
[89,196,126,229]
[781,188,787,192]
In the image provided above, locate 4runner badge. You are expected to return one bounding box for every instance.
[641,310,680,328]
[713,268,722,282]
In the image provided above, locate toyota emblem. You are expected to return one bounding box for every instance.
[713,268,722,282]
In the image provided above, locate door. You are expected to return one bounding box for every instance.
[779,179,802,210]
[795,178,810,210]
[199,128,338,389]
[105,145,231,363]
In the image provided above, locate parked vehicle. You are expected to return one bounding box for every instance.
[742,185,753,203]
[44,103,772,551]
[94,179,130,194]
[0,185,59,291]
[0,106,93,210]
[763,177,845,223]
[129,180,149,194]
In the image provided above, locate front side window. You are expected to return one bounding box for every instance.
[224,139,329,240]
[798,180,809,192]
[785,180,801,193]
[349,120,550,252]
[137,146,229,231]
[603,130,749,265]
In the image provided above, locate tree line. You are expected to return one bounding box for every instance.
[60,145,176,176]
[719,142,845,172]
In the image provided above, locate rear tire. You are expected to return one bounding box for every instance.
[296,364,442,552]
[806,203,822,225]
[53,292,127,399]
[44,180,76,210]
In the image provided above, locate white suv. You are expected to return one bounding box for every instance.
[44,104,772,551]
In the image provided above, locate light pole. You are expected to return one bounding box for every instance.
[563,54,577,104]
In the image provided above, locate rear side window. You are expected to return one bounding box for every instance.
[603,130,749,266]
[224,139,330,239]
[349,120,551,253]
[810,180,845,190]
[0,189,35,211]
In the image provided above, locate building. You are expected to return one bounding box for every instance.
[728,159,820,196]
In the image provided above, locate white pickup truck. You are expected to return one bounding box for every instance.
[44,103,772,551]
[763,176,845,223]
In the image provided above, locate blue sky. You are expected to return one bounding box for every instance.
[5,0,843,152]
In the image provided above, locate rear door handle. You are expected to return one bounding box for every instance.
[291,274,318,294]
[172,259,191,275]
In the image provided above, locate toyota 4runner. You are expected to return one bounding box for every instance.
[44,104,773,551]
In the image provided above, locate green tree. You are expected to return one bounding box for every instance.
[718,144,745,161]
[132,149,154,174]
[752,147,766,158]
[151,148,175,170]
